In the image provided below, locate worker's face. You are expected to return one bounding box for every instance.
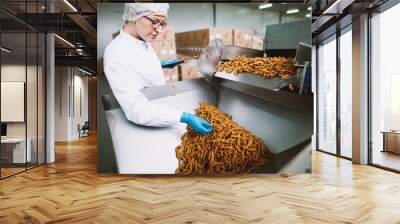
[136,14,166,42]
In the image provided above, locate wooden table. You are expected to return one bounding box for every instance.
[381,131,400,154]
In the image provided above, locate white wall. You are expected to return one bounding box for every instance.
[1,65,41,137]
[168,3,214,32]
[215,4,280,36]
[55,66,69,141]
[77,74,89,125]
[1,65,26,131]
[72,73,89,138]
[216,4,261,34]
[55,67,89,141]
[1,65,26,139]
[97,3,125,58]
[281,13,308,24]
[1,64,46,164]
[262,10,281,34]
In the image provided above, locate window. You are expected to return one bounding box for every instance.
[317,35,337,154]
[0,1,47,179]
[370,3,400,171]
[339,27,352,158]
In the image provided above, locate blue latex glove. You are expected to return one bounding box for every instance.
[180,112,213,134]
[160,57,180,69]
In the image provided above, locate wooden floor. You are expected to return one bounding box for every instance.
[1,163,44,178]
[1,167,26,178]
[373,150,400,171]
[1,135,400,224]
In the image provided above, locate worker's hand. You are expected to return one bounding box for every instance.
[180,112,213,134]
[160,57,180,69]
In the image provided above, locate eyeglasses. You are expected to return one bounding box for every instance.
[142,16,167,29]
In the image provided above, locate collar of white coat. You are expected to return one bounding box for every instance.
[120,28,149,49]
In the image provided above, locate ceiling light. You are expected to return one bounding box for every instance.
[286,9,299,14]
[259,3,272,9]
[1,47,11,53]
[78,67,93,76]
[54,34,75,48]
[308,6,312,10]
[63,0,78,12]
[306,13,311,18]
[76,48,83,52]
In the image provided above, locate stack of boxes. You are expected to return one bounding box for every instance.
[176,28,263,54]
[251,35,264,50]
[175,28,233,56]
[232,29,264,50]
[177,58,200,80]
[232,29,255,49]
[151,26,179,83]
[175,28,233,80]
[173,27,265,81]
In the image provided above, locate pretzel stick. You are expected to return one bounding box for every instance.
[175,102,273,175]
[217,55,295,79]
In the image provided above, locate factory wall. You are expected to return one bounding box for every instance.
[168,3,214,32]
[215,4,279,35]
[169,4,305,36]
[95,3,292,36]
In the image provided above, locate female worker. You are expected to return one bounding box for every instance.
[104,3,212,134]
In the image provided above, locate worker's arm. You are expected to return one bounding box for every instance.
[104,52,182,127]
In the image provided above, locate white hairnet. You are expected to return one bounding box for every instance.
[122,3,169,22]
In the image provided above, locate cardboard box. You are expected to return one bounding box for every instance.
[152,40,176,61]
[151,26,177,61]
[177,53,193,60]
[176,28,233,56]
[178,59,202,80]
[252,35,264,50]
[163,67,179,83]
[210,28,233,45]
[233,29,255,49]
[176,27,264,58]
[155,26,175,41]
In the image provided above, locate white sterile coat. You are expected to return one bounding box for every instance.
[104,29,183,126]
[104,29,186,174]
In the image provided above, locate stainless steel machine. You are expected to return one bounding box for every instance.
[101,43,313,175]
